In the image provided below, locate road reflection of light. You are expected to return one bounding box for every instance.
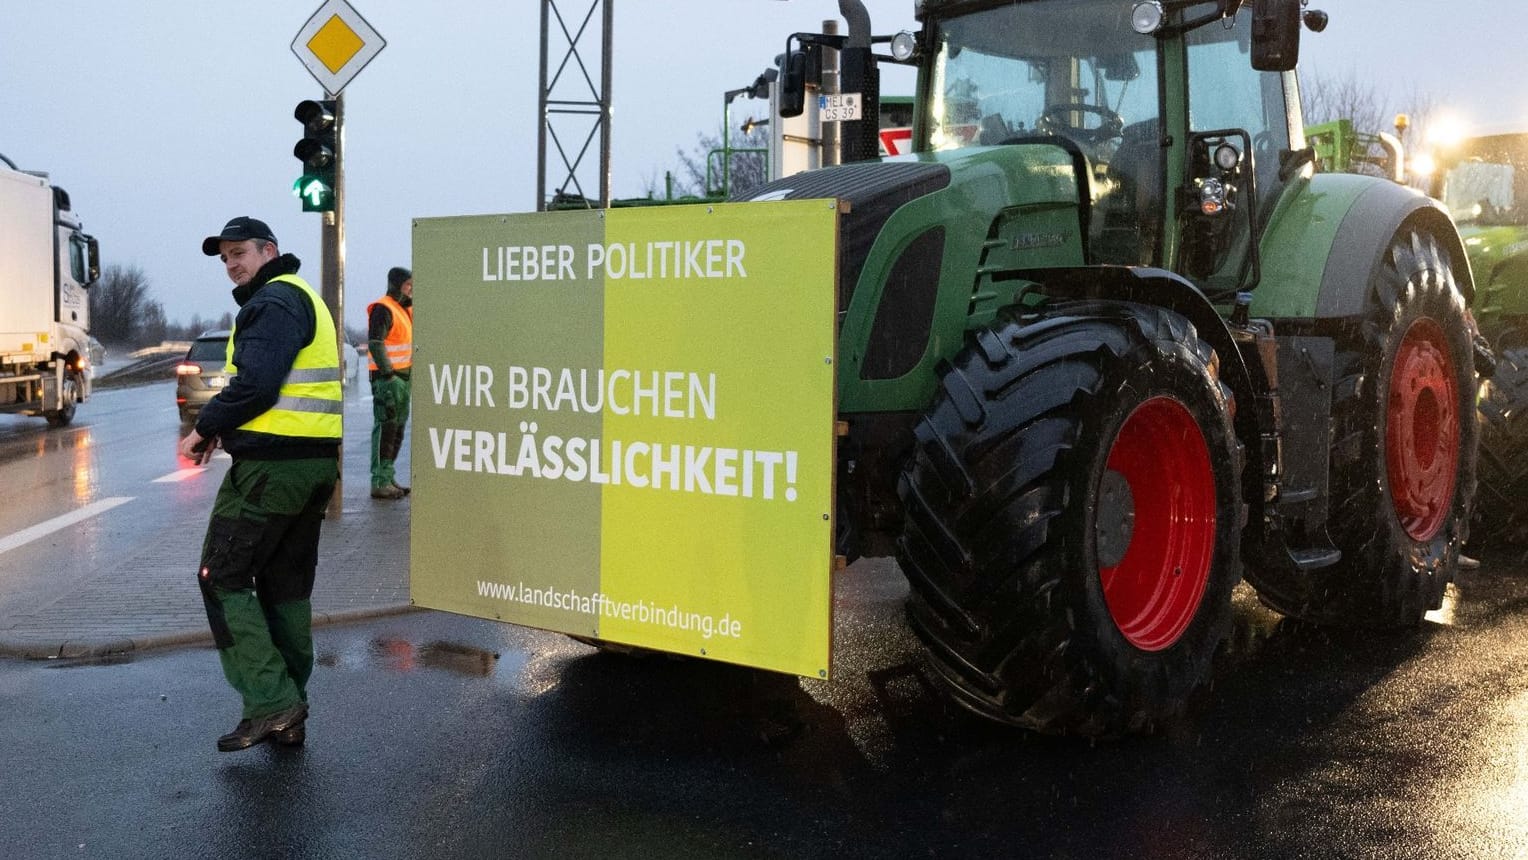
[1444,690,1528,853]
[516,654,561,695]
[71,430,99,501]
[1424,582,1459,626]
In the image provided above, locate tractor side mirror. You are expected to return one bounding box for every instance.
[777,33,844,120]
[1250,0,1301,71]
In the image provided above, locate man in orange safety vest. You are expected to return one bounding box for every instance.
[367,266,413,499]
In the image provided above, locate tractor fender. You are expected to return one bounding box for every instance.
[1015,265,1253,400]
[1256,174,1474,319]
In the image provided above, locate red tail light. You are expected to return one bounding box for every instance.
[176,363,202,376]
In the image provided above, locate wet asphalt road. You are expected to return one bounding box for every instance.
[4,554,1528,859]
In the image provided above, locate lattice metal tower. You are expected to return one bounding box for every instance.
[537,0,612,210]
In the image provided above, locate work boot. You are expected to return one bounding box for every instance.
[371,484,406,500]
[391,482,410,496]
[272,719,306,747]
[216,702,309,752]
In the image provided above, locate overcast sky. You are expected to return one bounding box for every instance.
[2,1,1523,337]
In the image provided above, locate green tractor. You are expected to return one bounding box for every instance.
[1306,117,1406,182]
[747,0,1478,735]
[1420,132,1528,542]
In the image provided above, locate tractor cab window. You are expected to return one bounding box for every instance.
[1181,8,1295,288]
[1439,136,1528,227]
[927,0,1158,155]
[926,0,1161,264]
[1444,162,1517,225]
[1185,10,1293,219]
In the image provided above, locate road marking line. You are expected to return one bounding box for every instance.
[153,451,230,481]
[153,468,206,483]
[0,497,134,556]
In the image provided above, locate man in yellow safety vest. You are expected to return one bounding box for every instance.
[179,216,342,752]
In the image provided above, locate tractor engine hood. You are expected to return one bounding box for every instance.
[734,144,1091,332]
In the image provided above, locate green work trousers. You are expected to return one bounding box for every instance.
[370,371,411,488]
[197,457,338,720]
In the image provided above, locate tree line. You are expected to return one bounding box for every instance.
[1300,68,1443,179]
[87,264,365,348]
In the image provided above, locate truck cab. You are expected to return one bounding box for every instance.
[0,155,100,426]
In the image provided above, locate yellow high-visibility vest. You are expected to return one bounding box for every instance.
[365,294,413,372]
[225,274,343,439]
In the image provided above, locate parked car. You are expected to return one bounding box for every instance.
[175,330,231,424]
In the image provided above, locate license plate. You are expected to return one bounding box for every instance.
[208,377,226,388]
[818,93,863,123]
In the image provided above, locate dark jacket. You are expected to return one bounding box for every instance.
[195,253,339,460]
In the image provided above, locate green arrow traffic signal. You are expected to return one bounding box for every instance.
[292,175,335,212]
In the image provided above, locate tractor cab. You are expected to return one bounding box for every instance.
[908,0,1315,294]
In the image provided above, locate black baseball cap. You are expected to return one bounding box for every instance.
[202,216,278,256]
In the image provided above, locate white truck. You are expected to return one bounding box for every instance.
[0,153,99,426]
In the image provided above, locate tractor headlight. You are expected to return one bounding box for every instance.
[1214,142,1242,172]
[1131,1,1165,34]
[890,30,917,62]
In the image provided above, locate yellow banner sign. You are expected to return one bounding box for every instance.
[410,200,839,678]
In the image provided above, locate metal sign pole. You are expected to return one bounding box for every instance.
[324,91,346,518]
[291,1,382,516]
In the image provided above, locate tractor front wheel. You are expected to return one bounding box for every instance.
[897,302,1244,736]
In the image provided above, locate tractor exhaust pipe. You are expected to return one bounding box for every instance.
[837,0,880,162]
[1376,131,1406,184]
[840,0,871,48]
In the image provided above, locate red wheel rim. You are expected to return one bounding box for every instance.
[1386,318,1459,541]
[1098,397,1218,652]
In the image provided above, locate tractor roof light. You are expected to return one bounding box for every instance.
[1131,1,1165,34]
[890,30,918,61]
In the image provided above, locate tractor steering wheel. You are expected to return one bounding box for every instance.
[1037,103,1125,146]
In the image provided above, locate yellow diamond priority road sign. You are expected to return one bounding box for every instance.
[291,0,386,96]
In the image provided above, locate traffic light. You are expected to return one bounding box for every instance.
[293,99,337,212]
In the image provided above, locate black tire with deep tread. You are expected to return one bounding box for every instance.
[897,301,1244,736]
[1261,228,1476,626]
[1474,345,1528,546]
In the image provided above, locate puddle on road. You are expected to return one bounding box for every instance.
[42,653,135,669]
[316,636,528,679]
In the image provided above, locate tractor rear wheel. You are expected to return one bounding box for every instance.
[897,301,1243,736]
[1279,228,1477,625]
[1474,345,1528,547]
